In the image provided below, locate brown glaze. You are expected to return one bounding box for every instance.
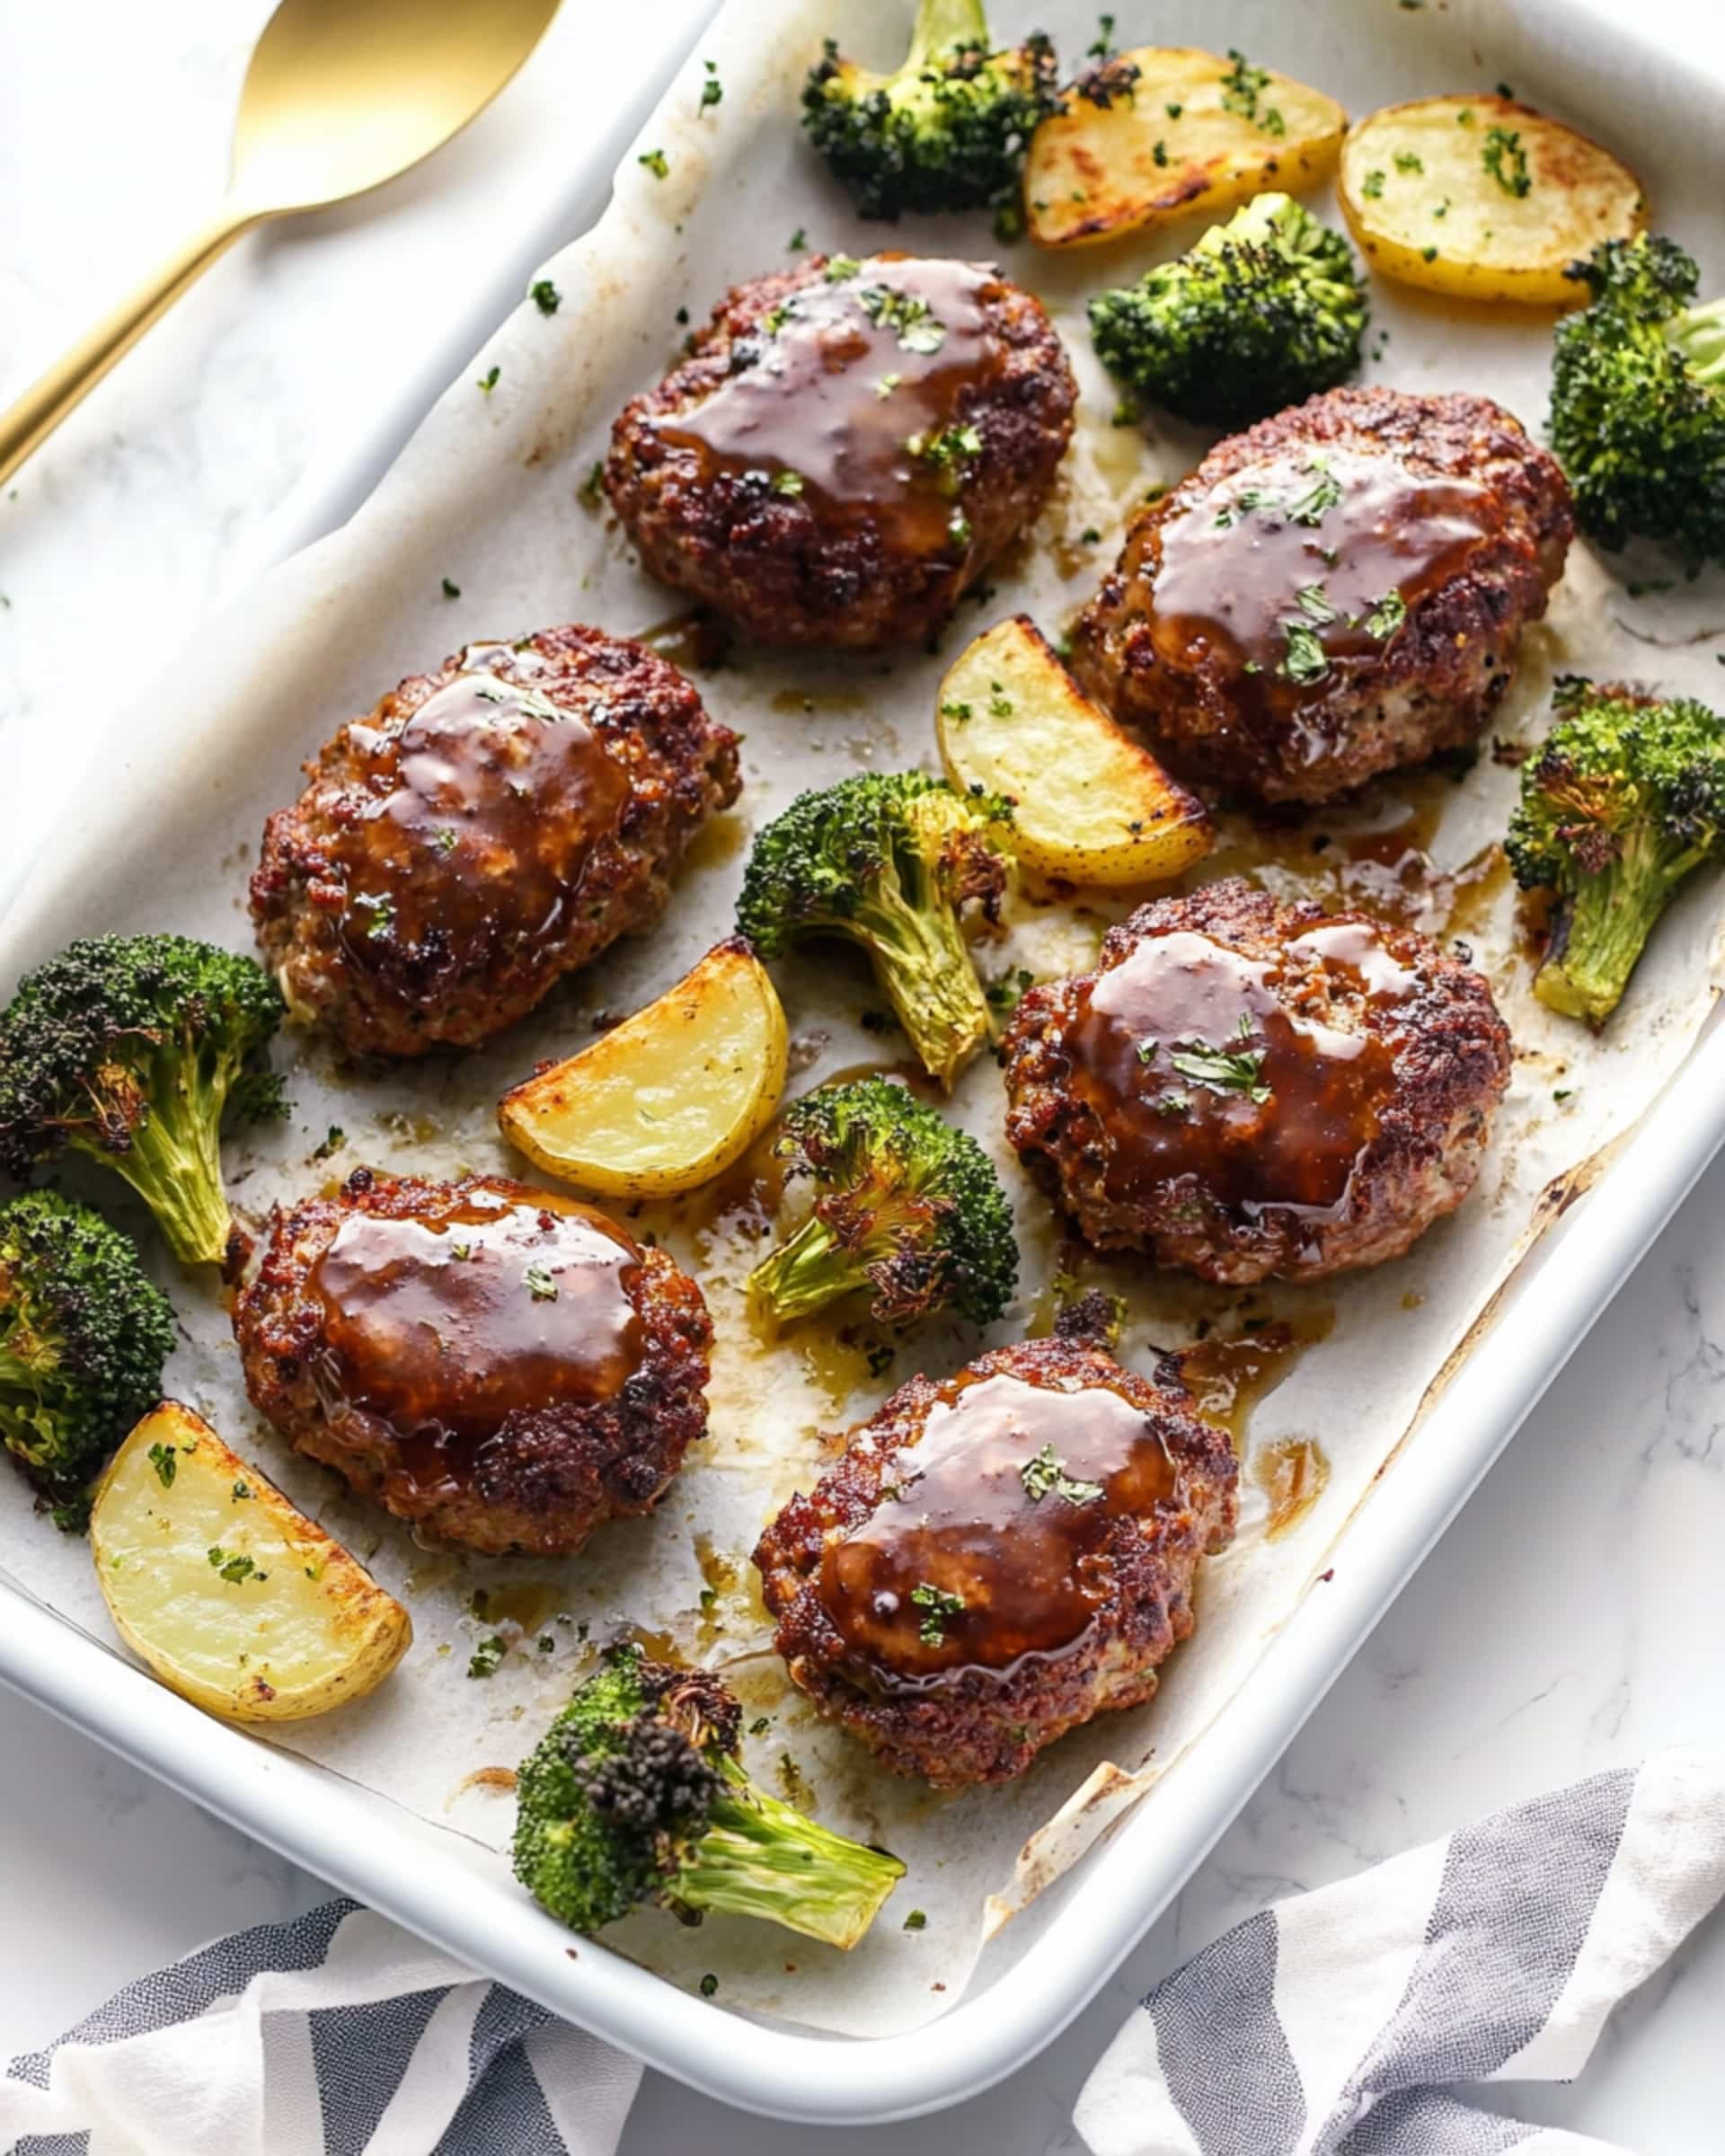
[818,1370,1176,1688]
[310,1180,642,1500]
[1172,1312,1336,1444]
[1066,920,1417,1228]
[653,257,1004,563]
[1148,454,1497,773]
[325,662,630,985]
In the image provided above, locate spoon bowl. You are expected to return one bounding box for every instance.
[0,0,563,487]
[232,0,562,213]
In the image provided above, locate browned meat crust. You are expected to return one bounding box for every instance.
[250,624,740,1057]
[1072,386,1573,805]
[1001,878,1512,1285]
[233,1169,712,1557]
[753,1318,1237,1788]
[605,254,1076,648]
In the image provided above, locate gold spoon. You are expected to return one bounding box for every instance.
[0,0,562,488]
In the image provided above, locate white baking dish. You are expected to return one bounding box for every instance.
[3,0,1722,2123]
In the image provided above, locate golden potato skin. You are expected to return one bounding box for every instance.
[92,1402,411,1723]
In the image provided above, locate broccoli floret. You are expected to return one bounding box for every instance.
[1088,193,1368,427]
[736,772,1013,1087]
[0,1189,175,1526]
[748,1076,1017,1330]
[1506,676,1725,1025]
[1548,233,1725,565]
[0,934,288,1268]
[513,1647,904,1948]
[802,0,1058,223]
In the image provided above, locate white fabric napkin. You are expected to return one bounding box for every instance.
[1075,1747,1725,2156]
[0,1899,641,2156]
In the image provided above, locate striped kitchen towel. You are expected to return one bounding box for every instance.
[0,1899,640,2156]
[1075,1747,1725,2156]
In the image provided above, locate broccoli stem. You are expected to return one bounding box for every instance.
[1537,837,1704,1026]
[75,1047,234,1266]
[748,1212,857,1325]
[1671,298,1725,389]
[668,1758,905,1950]
[854,894,990,1089]
[905,0,989,71]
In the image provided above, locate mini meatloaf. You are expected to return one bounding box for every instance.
[233,1169,712,1556]
[1072,385,1573,805]
[604,253,1076,648]
[1001,878,1512,1285]
[250,625,740,1057]
[754,1309,1237,1788]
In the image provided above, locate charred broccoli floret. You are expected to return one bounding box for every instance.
[1088,193,1368,427]
[513,1647,903,1948]
[1506,677,1725,1025]
[748,1076,1017,1330]
[801,0,1058,224]
[1548,233,1725,565]
[0,1190,175,1528]
[0,934,288,1267]
[736,772,1013,1087]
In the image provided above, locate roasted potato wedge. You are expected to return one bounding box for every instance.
[1337,95,1645,304]
[499,938,787,1198]
[91,1403,410,1723]
[1025,46,1345,249]
[937,617,1211,886]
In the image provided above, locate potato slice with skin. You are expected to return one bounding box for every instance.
[92,1403,410,1723]
[499,938,787,1199]
[1025,47,1345,249]
[1337,95,1645,304]
[938,617,1212,887]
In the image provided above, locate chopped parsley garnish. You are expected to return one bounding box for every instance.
[940,697,972,722]
[1152,139,1169,167]
[909,422,983,487]
[1166,101,1183,118]
[530,279,561,315]
[771,469,806,497]
[699,1973,719,1998]
[313,1125,344,1161]
[1365,589,1408,640]
[763,297,799,334]
[1361,169,1385,199]
[578,462,605,510]
[987,681,1012,715]
[430,826,459,855]
[449,1241,473,1261]
[440,576,460,600]
[1482,125,1531,197]
[699,60,721,110]
[232,1480,252,1501]
[468,1634,508,1678]
[788,227,806,252]
[948,509,973,550]
[147,1442,177,1489]
[1135,1036,1160,1064]
[1287,458,1341,526]
[823,253,862,282]
[903,1909,928,1931]
[1421,245,1439,262]
[1220,49,1283,136]
[354,892,395,941]
[875,371,902,399]
[524,1263,558,1302]
[1087,12,1117,59]
[638,148,669,179]
[857,284,946,353]
[1295,582,1337,623]
[909,1581,965,1647]
[1393,149,1424,173]
[207,1546,260,1586]
[476,366,500,395]
[1277,620,1331,685]
[1020,1444,1104,1507]
[986,967,1034,1014]
[1167,1014,1272,1103]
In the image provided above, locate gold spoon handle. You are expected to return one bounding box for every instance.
[0,205,259,490]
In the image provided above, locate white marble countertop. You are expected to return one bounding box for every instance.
[2,5,1721,2151]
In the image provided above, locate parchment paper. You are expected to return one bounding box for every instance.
[4,0,1723,2039]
